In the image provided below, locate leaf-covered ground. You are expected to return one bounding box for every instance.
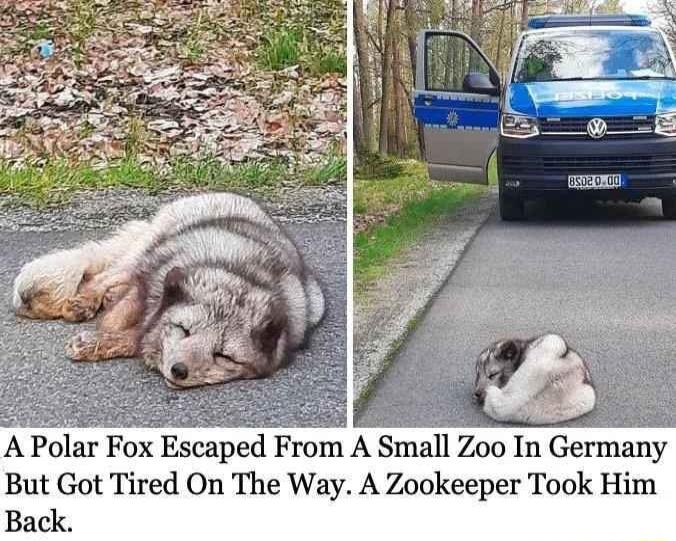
[0,0,346,170]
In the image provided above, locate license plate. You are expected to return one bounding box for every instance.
[568,174,623,190]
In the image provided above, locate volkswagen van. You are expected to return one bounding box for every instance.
[414,14,676,219]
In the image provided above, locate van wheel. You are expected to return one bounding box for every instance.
[499,192,525,221]
[662,197,676,219]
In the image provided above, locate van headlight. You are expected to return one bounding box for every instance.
[501,114,539,138]
[655,112,676,137]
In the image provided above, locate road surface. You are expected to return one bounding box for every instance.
[358,198,675,427]
[0,221,346,427]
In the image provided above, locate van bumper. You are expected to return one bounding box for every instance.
[498,136,676,200]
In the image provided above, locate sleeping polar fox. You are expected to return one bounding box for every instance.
[12,193,325,388]
[473,334,596,425]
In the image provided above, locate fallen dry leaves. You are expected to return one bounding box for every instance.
[0,0,346,166]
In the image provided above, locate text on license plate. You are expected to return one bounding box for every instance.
[568,174,624,190]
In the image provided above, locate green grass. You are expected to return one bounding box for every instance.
[124,115,148,159]
[66,0,97,46]
[310,47,347,76]
[354,159,485,289]
[178,9,217,63]
[257,24,346,76]
[169,157,290,188]
[27,21,53,43]
[0,159,153,206]
[258,28,301,70]
[303,154,346,185]
[0,155,346,207]
[355,153,404,180]
[237,0,264,18]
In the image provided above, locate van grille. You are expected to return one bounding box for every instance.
[502,154,676,175]
[539,116,655,137]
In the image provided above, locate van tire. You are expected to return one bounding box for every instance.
[662,197,676,219]
[499,192,525,221]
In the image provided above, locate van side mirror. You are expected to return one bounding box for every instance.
[463,72,500,96]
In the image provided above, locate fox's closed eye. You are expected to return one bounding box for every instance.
[175,323,190,337]
[214,353,242,365]
[488,371,501,379]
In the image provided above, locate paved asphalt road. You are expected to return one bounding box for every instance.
[358,198,676,427]
[0,223,346,427]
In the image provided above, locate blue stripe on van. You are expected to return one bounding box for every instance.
[414,95,499,130]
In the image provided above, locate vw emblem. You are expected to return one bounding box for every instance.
[587,118,607,139]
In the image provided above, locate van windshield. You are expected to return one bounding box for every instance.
[514,29,676,82]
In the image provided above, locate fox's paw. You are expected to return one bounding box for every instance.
[483,386,508,421]
[102,283,132,309]
[62,295,100,322]
[66,331,102,361]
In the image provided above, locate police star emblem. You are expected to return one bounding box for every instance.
[446,110,459,128]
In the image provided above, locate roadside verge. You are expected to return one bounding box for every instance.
[353,189,497,414]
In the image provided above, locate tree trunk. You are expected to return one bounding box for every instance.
[353,75,365,153]
[377,0,385,53]
[470,0,483,46]
[520,0,529,31]
[654,0,676,45]
[451,0,462,89]
[508,0,516,60]
[392,9,406,156]
[392,60,402,156]
[354,0,376,153]
[378,0,396,155]
[495,6,506,74]
[404,0,424,157]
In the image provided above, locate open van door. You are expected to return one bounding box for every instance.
[414,31,501,184]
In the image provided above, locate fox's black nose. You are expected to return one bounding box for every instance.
[473,390,484,403]
[171,362,188,380]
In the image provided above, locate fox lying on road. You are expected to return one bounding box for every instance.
[12,193,325,388]
[473,334,596,425]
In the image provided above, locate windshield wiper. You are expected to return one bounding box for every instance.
[526,77,614,82]
[630,75,676,80]
[518,77,590,82]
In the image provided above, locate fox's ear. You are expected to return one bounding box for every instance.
[496,340,519,361]
[162,267,189,306]
[252,301,287,354]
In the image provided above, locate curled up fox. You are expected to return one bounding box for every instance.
[12,193,325,388]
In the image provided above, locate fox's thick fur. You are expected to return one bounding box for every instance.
[13,193,325,388]
[473,334,596,425]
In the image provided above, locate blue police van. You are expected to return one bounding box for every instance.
[414,14,676,220]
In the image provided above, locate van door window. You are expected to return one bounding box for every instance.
[426,33,492,92]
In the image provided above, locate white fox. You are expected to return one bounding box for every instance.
[473,334,596,425]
